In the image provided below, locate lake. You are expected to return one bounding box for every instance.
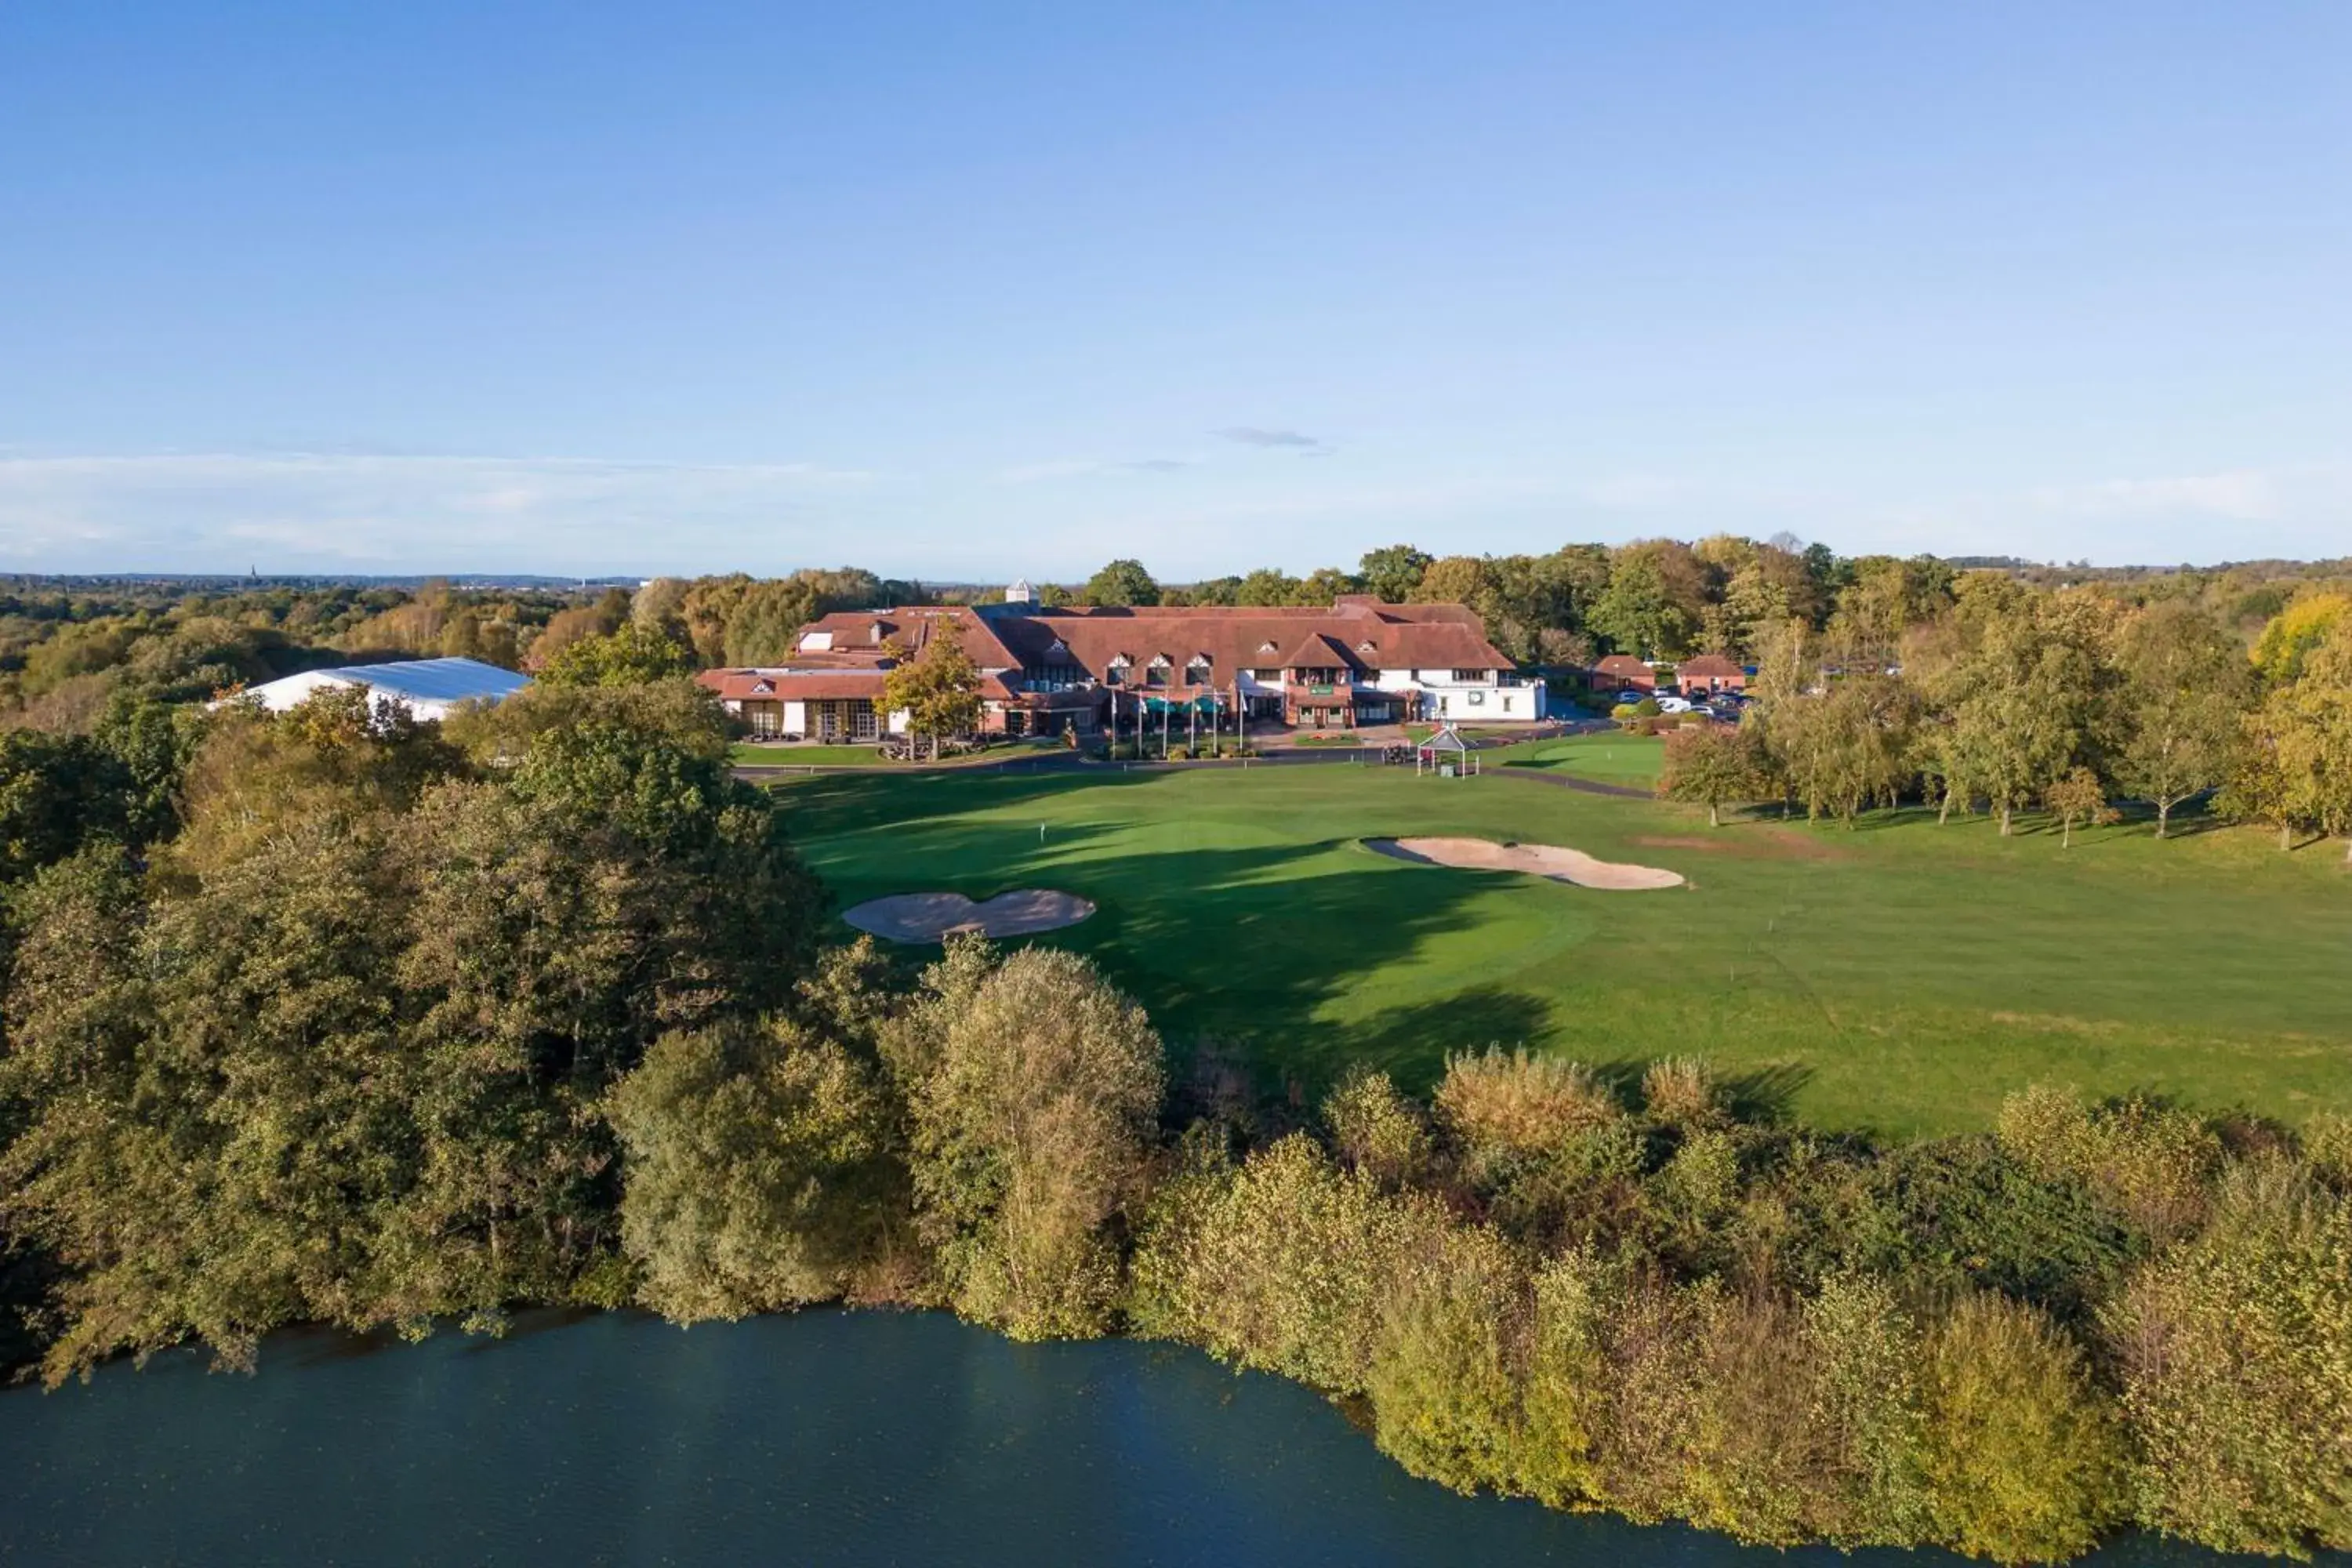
[0,1308,2299,1566]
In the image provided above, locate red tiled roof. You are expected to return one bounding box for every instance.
[697,669,889,702]
[777,598,1515,691]
[794,606,1020,669]
[1675,654,1745,677]
[993,604,1512,681]
[1593,655,1652,677]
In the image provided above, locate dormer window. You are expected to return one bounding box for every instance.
[1357,640,1377,654]
[869,622,887,644]
[1146,654,1171,688]
[1105,653,1131,688]
[1185,656,1212,686]
[1258,640,1279,655]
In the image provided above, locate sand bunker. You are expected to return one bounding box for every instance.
[844,889,1098,943]
[1365,837,1684,891]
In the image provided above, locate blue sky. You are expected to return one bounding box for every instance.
[2,2,2345,579]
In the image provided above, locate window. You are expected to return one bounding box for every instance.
[1105,654,1131,688]
[1185,660,1211,687]
[1146,655,1171,688]
[1451,668,1490,683]
[1252,667,1280,682]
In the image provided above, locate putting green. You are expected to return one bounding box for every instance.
[775,762,2352,1138]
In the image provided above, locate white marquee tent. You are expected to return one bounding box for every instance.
[233,657,531,722]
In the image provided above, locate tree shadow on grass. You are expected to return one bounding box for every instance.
[771,765,1167,842]
[1301,988,1560,1096]
[796,797,1553,1097]
[1580,1057,1814,1123]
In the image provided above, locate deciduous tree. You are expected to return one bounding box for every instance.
[2112,600,2248,837]
[880,631,984,760]
[1081,558,1161,608]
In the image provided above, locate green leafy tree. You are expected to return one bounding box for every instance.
[1588,554,1690,659]
[2267,625,2352,860]
[1410,554,1492,609]
[608,1015,907,1321]
[2218,710,2302,850]
[1366,1218,1529,1496]
[2105,1165,2352,1557]
[1657,720,1771,826]
[1767,676,1918,826]
[1080,558,1162,608]
[2250,592,2350,685]
[898,943,1164,1339]
[1300,565,1362,604]
[881,633,984,760]
[1918,1294,2123,1564]
[1235,567,1304,607]
[1944,598,2107,835]
[1359,544,1433,602]
[1321,1065,1431,1188]
[536,621,695,686]
[1136,1132,1415,1392]
[0,730,136,884]
[2112,600,2248,837]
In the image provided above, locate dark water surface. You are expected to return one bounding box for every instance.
[0,1308,2299,1566]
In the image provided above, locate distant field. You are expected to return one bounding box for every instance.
[1492,731,1667,787]
[774,762,2352,1138]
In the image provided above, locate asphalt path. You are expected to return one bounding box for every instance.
[731,718,1653,798]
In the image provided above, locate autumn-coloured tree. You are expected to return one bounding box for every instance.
[1657,721,1771,827]
[880,631,984,760]
[2043,768,2118,848]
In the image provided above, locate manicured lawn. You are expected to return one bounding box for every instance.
[771,764,2352,1138]
[1493,731,1667,787]
[731,742,891,766]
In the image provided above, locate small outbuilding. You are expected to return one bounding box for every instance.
[1415,722,1481,777]
[1591,654,1656,692]
[1674,654,1748,694]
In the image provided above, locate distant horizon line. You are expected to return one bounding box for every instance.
[6,551,2352,590]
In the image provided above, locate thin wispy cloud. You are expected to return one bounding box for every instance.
[0,451,874,574]
[1214,426,1326,451]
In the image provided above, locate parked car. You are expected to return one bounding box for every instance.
[1656,695,1692,715]
[1614,688,1648,705]
[1686,702,1718,719]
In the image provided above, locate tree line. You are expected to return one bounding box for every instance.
[0,669,2346,1562]
[1656,579,2352,855]
[8,550,2346,726]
